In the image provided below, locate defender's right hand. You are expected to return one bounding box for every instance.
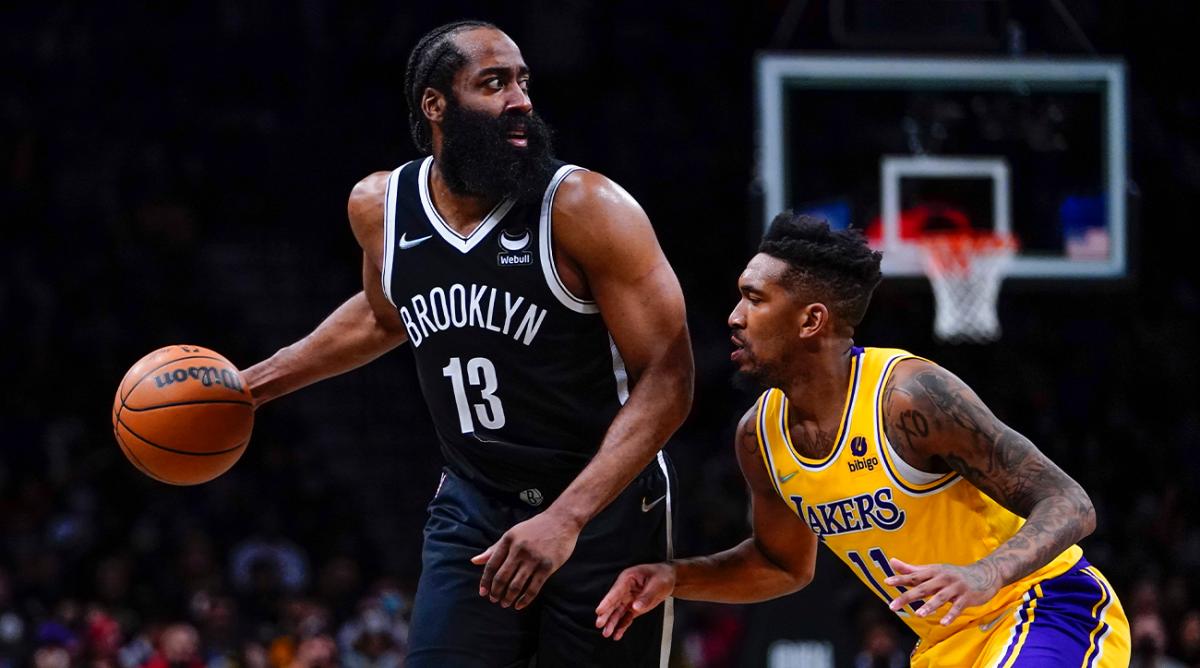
[595,563,675,640]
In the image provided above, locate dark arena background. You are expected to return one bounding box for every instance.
[4,2,1200,667]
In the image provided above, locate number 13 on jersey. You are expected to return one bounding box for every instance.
[442,357,506,433]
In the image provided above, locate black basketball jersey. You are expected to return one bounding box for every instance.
[381,157,626,497]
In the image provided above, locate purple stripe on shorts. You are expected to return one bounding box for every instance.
[1002,558,1118,667]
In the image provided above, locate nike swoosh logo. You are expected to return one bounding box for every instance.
[978,617,1002,632]
[779,470,799,483]
[398,233,433,250]
[641,495,666,512]
[978,608,1011,632]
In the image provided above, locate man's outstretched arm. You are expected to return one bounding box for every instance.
[242,172,408,406]
[594,404,819,640]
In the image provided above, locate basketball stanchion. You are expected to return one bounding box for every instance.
[918,232,1017,343]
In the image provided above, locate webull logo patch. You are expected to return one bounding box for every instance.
[498,228,533,267]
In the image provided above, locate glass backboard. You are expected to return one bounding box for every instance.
[756,55,1128,279]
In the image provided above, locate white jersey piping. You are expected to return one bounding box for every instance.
[380,162,411,309]
[656,450,674,667]
[539,165,600,314]
[417,156,515,254]
[610,334,630,405]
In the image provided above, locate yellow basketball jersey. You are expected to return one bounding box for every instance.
[755,347,1082,649]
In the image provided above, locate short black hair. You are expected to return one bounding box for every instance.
[404,20,498,153]
[758,212,883,328]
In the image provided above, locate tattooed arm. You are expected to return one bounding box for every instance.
[880,359,1096,625]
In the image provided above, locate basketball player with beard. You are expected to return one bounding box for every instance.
[241,21,692,668]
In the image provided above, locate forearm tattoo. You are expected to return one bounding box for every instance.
[885,368,1095,588]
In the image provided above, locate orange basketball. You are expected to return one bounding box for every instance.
[112,345,254,485]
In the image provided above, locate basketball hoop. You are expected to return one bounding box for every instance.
[918,232,1017,343]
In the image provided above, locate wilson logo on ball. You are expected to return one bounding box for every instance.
[153,366,245,392]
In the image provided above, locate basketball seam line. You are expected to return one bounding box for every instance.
[114,414,249,457]
[121,399,253,412]
[120,354,241,403]
[113,425,178,484]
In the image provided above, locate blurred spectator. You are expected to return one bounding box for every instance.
[115,633,153,668]
[314,557,362,622]
[33,606,79,663]
[1130,612,1186,668]
[1131,578,1164,617]
[81,607,122,667]
[1175,610,1200,666]
[177,531,222,598]
[288,634,336,668]
[189,592,240,664]
[31,646,70,668]
[234,556,289,634]
[0,570,26,662]
[336,596,407,668]
[266,598,331,668]
[678,604,744,668]
[240,642,270,668]
[144,624,203,668]
[94,556,139,636]
[230,525,309,596]
[853,619,907,668]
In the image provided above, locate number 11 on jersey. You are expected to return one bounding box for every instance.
[847,547,926,615]
[442,357,506,433]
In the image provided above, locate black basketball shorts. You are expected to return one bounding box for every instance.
[405,453,675,668]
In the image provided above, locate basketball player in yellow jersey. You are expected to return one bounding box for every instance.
[596,213,1130,666]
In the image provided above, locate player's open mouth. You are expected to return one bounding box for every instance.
[730,335,746,362]
[507,131,528,147]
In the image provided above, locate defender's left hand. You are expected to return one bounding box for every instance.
[884,558,999,626]
[471,510,581,610]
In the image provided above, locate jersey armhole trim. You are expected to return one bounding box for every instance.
[875,355,961,496]
[540,165,600,314]
[380,163,408,309]
[755,391,785,498]
[609,333,630,405]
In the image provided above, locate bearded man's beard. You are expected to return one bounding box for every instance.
[438,99,556,203]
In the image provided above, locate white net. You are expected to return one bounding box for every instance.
[919,234,1017,343]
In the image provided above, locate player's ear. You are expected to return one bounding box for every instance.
[796,302,830,340]
[421,88,447,123]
